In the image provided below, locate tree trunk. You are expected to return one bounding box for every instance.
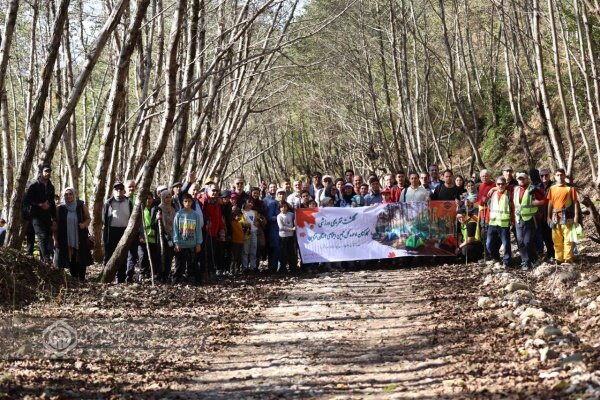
[102,0,186,282]
[89,0,150,262]
[5,0,70,248]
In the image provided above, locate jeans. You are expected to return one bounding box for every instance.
[268,238,280,271]
[126,238,140,282]
[104,226,127,283]
[516,219,537,266]
[32,218,53,263]
[486,225,511,265]
[243,231,258,270]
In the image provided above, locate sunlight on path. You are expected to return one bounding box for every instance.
[187,269,464,399]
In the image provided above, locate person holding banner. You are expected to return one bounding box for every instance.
[456,211,483,262]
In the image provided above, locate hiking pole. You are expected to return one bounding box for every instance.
[141,211,155,286]
[157,213,166,283]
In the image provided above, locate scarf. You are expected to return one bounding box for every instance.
[160,190,175,237]
[62,187,79,249]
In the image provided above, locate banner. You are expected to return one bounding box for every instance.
[295,201,458,263]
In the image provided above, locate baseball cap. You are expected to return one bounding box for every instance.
[344,183,354,188]
[220,190,231,198]
[322,175,333,182]
[516,172,528,179]
[113,181,125,190]
[276,188,286,194]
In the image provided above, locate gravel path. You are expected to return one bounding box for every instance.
[188,269,463,399]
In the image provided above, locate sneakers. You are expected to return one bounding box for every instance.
[521,263,529,271]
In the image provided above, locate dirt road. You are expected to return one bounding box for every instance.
[188,269,463,399]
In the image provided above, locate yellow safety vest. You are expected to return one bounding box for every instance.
[513,186,537,222]
[489,191,511,228]
[460,215,481,241]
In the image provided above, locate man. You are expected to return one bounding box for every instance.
[399,172,431,202]
[309,172,323,198]
[126,180,137,203]
[383,174,400,202]
[233,177,249,208]
[502,165,518,187]
[429,164,441,190]
[299,190,311,208]
[23,164,56,262]
[287,180,303,209]
[281,178,292,196]
[432,169,462,201]
[547,168,580,264]
[353,175,364,195]
[419,172,431,191]
[486,177,512,268]
[396,171,408,189]
[102,182,133,282]
[344,169,354,184]
[513,172,546,270]
[316,175,334,206]
[536,168,555,261]
[201,184,226,277]
[365,178,383,205]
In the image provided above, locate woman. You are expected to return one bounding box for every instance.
[152,190,176,283]
[455,175,466,194]
[53,187,93,281]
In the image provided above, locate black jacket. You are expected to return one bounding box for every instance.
[23,177,56,222]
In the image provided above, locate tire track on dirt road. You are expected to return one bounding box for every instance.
[187,268,466,399]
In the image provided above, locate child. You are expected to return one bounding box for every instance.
[172,193,203,284]
[381,189,392,204]
[230,209,246,275]
[242,199,258,272]
[277,202,296,273]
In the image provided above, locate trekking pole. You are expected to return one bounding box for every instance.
[157,214,166,282]
[141,211,155,286]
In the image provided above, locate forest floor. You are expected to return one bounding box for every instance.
[0,250,599,399]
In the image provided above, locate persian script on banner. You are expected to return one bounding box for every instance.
[295,201,458,263]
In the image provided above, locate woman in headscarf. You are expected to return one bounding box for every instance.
[53,187,93,281]
[152,189,176,283]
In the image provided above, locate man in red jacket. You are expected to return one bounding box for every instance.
[201,184,226,277]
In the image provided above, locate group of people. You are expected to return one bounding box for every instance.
[11,161,582,284]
